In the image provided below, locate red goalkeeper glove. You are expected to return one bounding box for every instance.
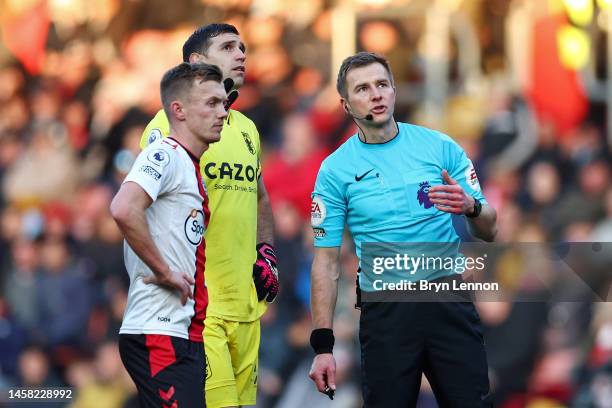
[253,242,279,302]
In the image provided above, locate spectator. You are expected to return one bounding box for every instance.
[35,236,91,355]
[264,113,329,220]
[2,238,40,332]
[70,342,133,408]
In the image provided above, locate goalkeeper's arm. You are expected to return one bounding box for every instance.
[253,174,279,302]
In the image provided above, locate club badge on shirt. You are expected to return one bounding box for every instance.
[148,128,163,145]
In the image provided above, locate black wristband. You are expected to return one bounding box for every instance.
[466,198,482,218]
[310,328,334,354]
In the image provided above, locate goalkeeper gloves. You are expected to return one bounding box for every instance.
[253,242,279,302]
[223,78,239,111]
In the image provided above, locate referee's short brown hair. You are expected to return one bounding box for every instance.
[336,52,393,99]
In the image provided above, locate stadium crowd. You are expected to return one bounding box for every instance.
[0,0,611,407]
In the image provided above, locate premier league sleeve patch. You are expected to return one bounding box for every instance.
[147,149,170,168]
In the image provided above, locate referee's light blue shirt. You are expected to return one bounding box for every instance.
[311,122,488,280]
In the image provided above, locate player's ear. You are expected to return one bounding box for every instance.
[188,53,203,64]
[171,100,186,121]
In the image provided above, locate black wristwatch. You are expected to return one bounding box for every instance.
[466,198,482,218]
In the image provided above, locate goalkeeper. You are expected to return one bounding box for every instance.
[141,24,279,408]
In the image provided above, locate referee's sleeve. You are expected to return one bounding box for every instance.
[311,161,346,247]
[448,142,488,205]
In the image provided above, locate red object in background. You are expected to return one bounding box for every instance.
[527,14,588,138]
[308,108,344,144]
[264,148,329,220]
[1,1,50,75]
[587,343,612,368]
[500,394,528,408]
[42,202,72,226]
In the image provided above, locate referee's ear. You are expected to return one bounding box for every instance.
[340,98,348,114]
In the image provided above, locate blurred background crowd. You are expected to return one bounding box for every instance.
[0,0,611,407]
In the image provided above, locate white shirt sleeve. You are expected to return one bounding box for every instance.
[123,145,177,202]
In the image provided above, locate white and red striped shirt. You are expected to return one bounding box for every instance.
[120,137,209,342]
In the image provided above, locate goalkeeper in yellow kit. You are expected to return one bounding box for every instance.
[140,24,279,408]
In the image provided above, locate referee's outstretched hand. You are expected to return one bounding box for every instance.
[309,353,336,395]
[143,268,195,305]
[428,170,475,215]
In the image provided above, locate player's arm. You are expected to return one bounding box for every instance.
[110,182,194,304]
[256,177,274,244]
[309,246,341,396]
[252,126,280,302]
[252,176,280,302]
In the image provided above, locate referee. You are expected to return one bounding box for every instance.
[308,52,497,407]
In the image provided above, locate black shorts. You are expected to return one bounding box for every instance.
[359,301,491,408]
[119,334,206,408]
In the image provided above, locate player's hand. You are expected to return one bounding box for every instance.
[253,243,280,302]
[309,353,336,395]
[143,267,195,305]
[428,170,475,215]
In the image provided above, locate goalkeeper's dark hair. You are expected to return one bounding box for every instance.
[182,23,240,62]
[160,63,223,119]
[336,52,394,99]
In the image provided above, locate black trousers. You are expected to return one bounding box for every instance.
[119,334,206,408]
[359,301,492,408]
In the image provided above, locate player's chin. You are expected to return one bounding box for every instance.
[230,73,245,88]
[208,133,222,143]
[203,131,221,144]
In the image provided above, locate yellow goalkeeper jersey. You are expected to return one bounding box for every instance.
[141,109,267,322]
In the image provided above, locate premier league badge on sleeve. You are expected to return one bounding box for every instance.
[147,149,170,168]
